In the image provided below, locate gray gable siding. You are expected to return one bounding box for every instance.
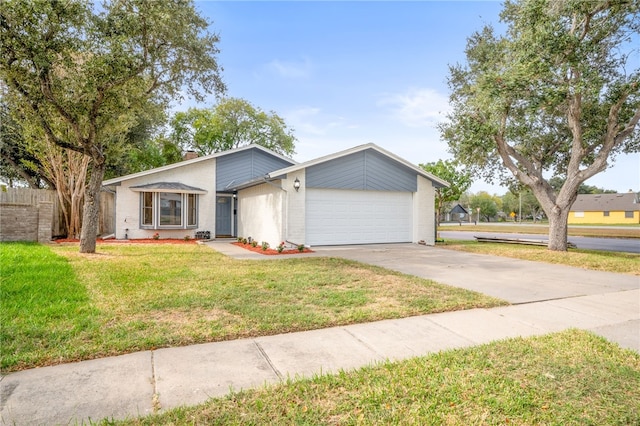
[216,148,294,191]
[306,149,418,192]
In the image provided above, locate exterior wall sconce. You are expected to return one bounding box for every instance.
[293,177,301,192]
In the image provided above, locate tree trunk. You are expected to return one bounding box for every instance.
[79,159,105,253]
[547,206,570,251]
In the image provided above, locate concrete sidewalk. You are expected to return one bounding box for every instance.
[2,243,638,425]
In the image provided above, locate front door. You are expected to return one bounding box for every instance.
[215,196,232,237]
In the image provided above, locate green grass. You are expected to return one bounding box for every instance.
[439,240,640,275]
[111,330,640,425]
[0,243,505,372]
[0,243,101,370]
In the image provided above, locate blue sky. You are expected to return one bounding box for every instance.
[188,1,639,195]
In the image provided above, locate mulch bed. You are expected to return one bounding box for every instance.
[232,242,313,255]
[54,238,198,244]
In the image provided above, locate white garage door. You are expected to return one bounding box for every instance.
[306,189,413,245]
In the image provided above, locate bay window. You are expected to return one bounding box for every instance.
[140,192,198,229]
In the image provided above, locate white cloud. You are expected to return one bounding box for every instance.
[285,107,325,135]
[378,88,450,128]
[285,107,358,138]
[266,57,312,79]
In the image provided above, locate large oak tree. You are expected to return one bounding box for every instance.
[0,0,224,252]
[440,0,640,250]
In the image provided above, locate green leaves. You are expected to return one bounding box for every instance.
[170,98,297,156]
[1,0,225,251]
[441,0,640,248]
[420,159,472,224]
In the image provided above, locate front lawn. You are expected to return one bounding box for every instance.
[115,329,640,425]
[0,243,505,372]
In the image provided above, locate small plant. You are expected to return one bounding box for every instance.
[242,238,248,244]
[184,235,191,241]
[251,240,258,248]
[237,237,243,243]
[152,232,160,240]
[261,241,269,251]
[297,244,305,252]
[276,242,285,253]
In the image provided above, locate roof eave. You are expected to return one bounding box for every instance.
[102,144,297,186]
[267,143,451,188]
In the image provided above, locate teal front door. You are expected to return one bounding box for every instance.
[215,196,232,236]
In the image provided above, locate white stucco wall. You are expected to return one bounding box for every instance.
[413,175,436,245]
[237,182,284,248]
[283,171,306,246]
[111,159,216,240]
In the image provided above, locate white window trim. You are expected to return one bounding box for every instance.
[140,192,198,230]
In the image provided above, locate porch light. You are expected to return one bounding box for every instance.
[293,177,301,192]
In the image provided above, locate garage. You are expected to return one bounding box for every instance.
[306,188,413,245]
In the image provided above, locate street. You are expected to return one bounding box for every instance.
[439,230,640,253]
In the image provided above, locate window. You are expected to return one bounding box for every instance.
[187,193,197,226]
[160,192,182,226]
[142,192,153,226]
[603,211,610,217]
[140,192,198,229]
[625,211,634,218]
[574,211,584,218]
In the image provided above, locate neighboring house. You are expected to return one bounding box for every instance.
[447,204,469,223]
[101,143,449,246]
[568,192,640,224]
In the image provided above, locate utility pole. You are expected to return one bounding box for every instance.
[518,192,522,223]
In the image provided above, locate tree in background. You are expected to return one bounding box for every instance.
[420,159,472,228]
[441,0,640,250]
[502,188,544,223]
[0,100,52,188]
[1,0,225,253]
[469,191,501,222]
[548,177,617,195]
[125,135,184,174]
[171,98,296,157]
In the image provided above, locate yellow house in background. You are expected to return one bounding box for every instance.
[569,192,640,224]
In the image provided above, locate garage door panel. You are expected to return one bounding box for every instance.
[306,189,412,246]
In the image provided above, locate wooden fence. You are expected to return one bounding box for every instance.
[0,187,115,238]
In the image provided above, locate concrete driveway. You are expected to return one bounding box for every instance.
[311,243,639,304]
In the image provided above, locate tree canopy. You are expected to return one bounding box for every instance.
[420,159,472,226]
[171,98,296,157]
[440,0,640,250]
[469,191,501,222]
[0,0,225,252]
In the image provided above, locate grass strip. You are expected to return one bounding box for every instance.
[1,243,505,372]
[439,240,640,275]
[439,224,639,239]
[112,329,640,425]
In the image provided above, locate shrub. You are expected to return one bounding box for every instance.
[251,240,258,248]
[261,241,269,251]
[276,242,285,253]
[297,244,305,252]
